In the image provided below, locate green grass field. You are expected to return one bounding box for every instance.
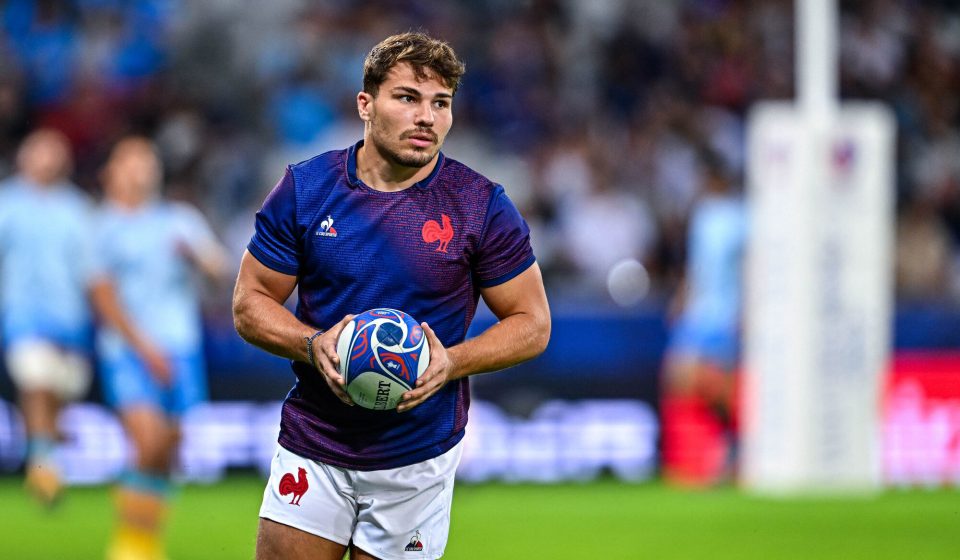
[0,476,957,559]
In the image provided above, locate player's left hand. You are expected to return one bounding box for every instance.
[398,322,453,412]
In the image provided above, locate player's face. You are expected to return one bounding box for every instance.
[104,141,161,205]
[359,62,453,169]
[17,130,72,186]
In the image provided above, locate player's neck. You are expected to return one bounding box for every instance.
[110,192,155,211]
[355,142,438,193]
[23,173,62,190]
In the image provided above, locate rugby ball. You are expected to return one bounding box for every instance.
[336,308,430,410]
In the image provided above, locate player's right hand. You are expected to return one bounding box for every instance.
[311,314,355,406]
[137,340,172,387]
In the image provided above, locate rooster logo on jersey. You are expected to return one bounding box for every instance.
[421,214,453,253]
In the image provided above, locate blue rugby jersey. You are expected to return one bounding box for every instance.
[248,141,535,470]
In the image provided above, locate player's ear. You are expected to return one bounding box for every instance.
[357,92,374,122]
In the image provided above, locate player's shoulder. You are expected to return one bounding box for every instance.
[0,178,13,221]
[703,193,747,219]
[163,198,202,216]
[55,182,95,212]
[287,148,348,185]
[0,176,30,202]
[437,155,502,198]
[0,176,14,201]
[158,199,214,231]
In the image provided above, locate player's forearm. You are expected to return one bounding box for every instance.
[191,243,231,283]
[232,289,315,364]
[195,250,229,283]
[447,311,550,380]
[89,279,152,353]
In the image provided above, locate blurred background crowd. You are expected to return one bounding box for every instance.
[1,0,958,309]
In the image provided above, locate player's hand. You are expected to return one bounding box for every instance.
[311,314,355,406]
[137,341,172,386]
[398,322,453,413]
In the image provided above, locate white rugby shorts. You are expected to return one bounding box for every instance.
[260,442,463,560]
[5,338,91,400]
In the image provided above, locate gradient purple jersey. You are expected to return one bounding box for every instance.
[248,141,535,470]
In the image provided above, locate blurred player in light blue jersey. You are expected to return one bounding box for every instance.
[0,129,96,505]
[661,153,747,487]
[88,137,229,560]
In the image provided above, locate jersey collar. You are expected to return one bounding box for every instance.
[345,140,444,191]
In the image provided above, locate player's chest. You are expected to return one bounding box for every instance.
[7,200,80,246]
[102,218,181,274]
[302,194,480,284]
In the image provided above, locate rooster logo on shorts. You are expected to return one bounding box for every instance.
[279,467,309,506]
[404,530,424,552]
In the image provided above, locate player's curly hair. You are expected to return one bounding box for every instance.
[363,32,466,96]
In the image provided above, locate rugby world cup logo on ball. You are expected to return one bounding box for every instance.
[336,308,430,410]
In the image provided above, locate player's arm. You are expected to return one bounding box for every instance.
[89,277,172,385]
[232,250,353,404]
[449,262,551,376]
[182,239,230,282]
[398,262,550,412]
[174,205,232,282]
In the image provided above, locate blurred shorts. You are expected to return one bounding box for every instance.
[100,347,207,416]
[260,442,463,560]
[5,338,91,400]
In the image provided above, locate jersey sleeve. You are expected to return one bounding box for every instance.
[474,185,536,288]
[172,203,221,258]
[248,167,300,275]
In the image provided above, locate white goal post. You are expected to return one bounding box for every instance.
[741,0,896,494]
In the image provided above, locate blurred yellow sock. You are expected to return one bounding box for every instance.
[107,525,163,560]
[107,486,169,560]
